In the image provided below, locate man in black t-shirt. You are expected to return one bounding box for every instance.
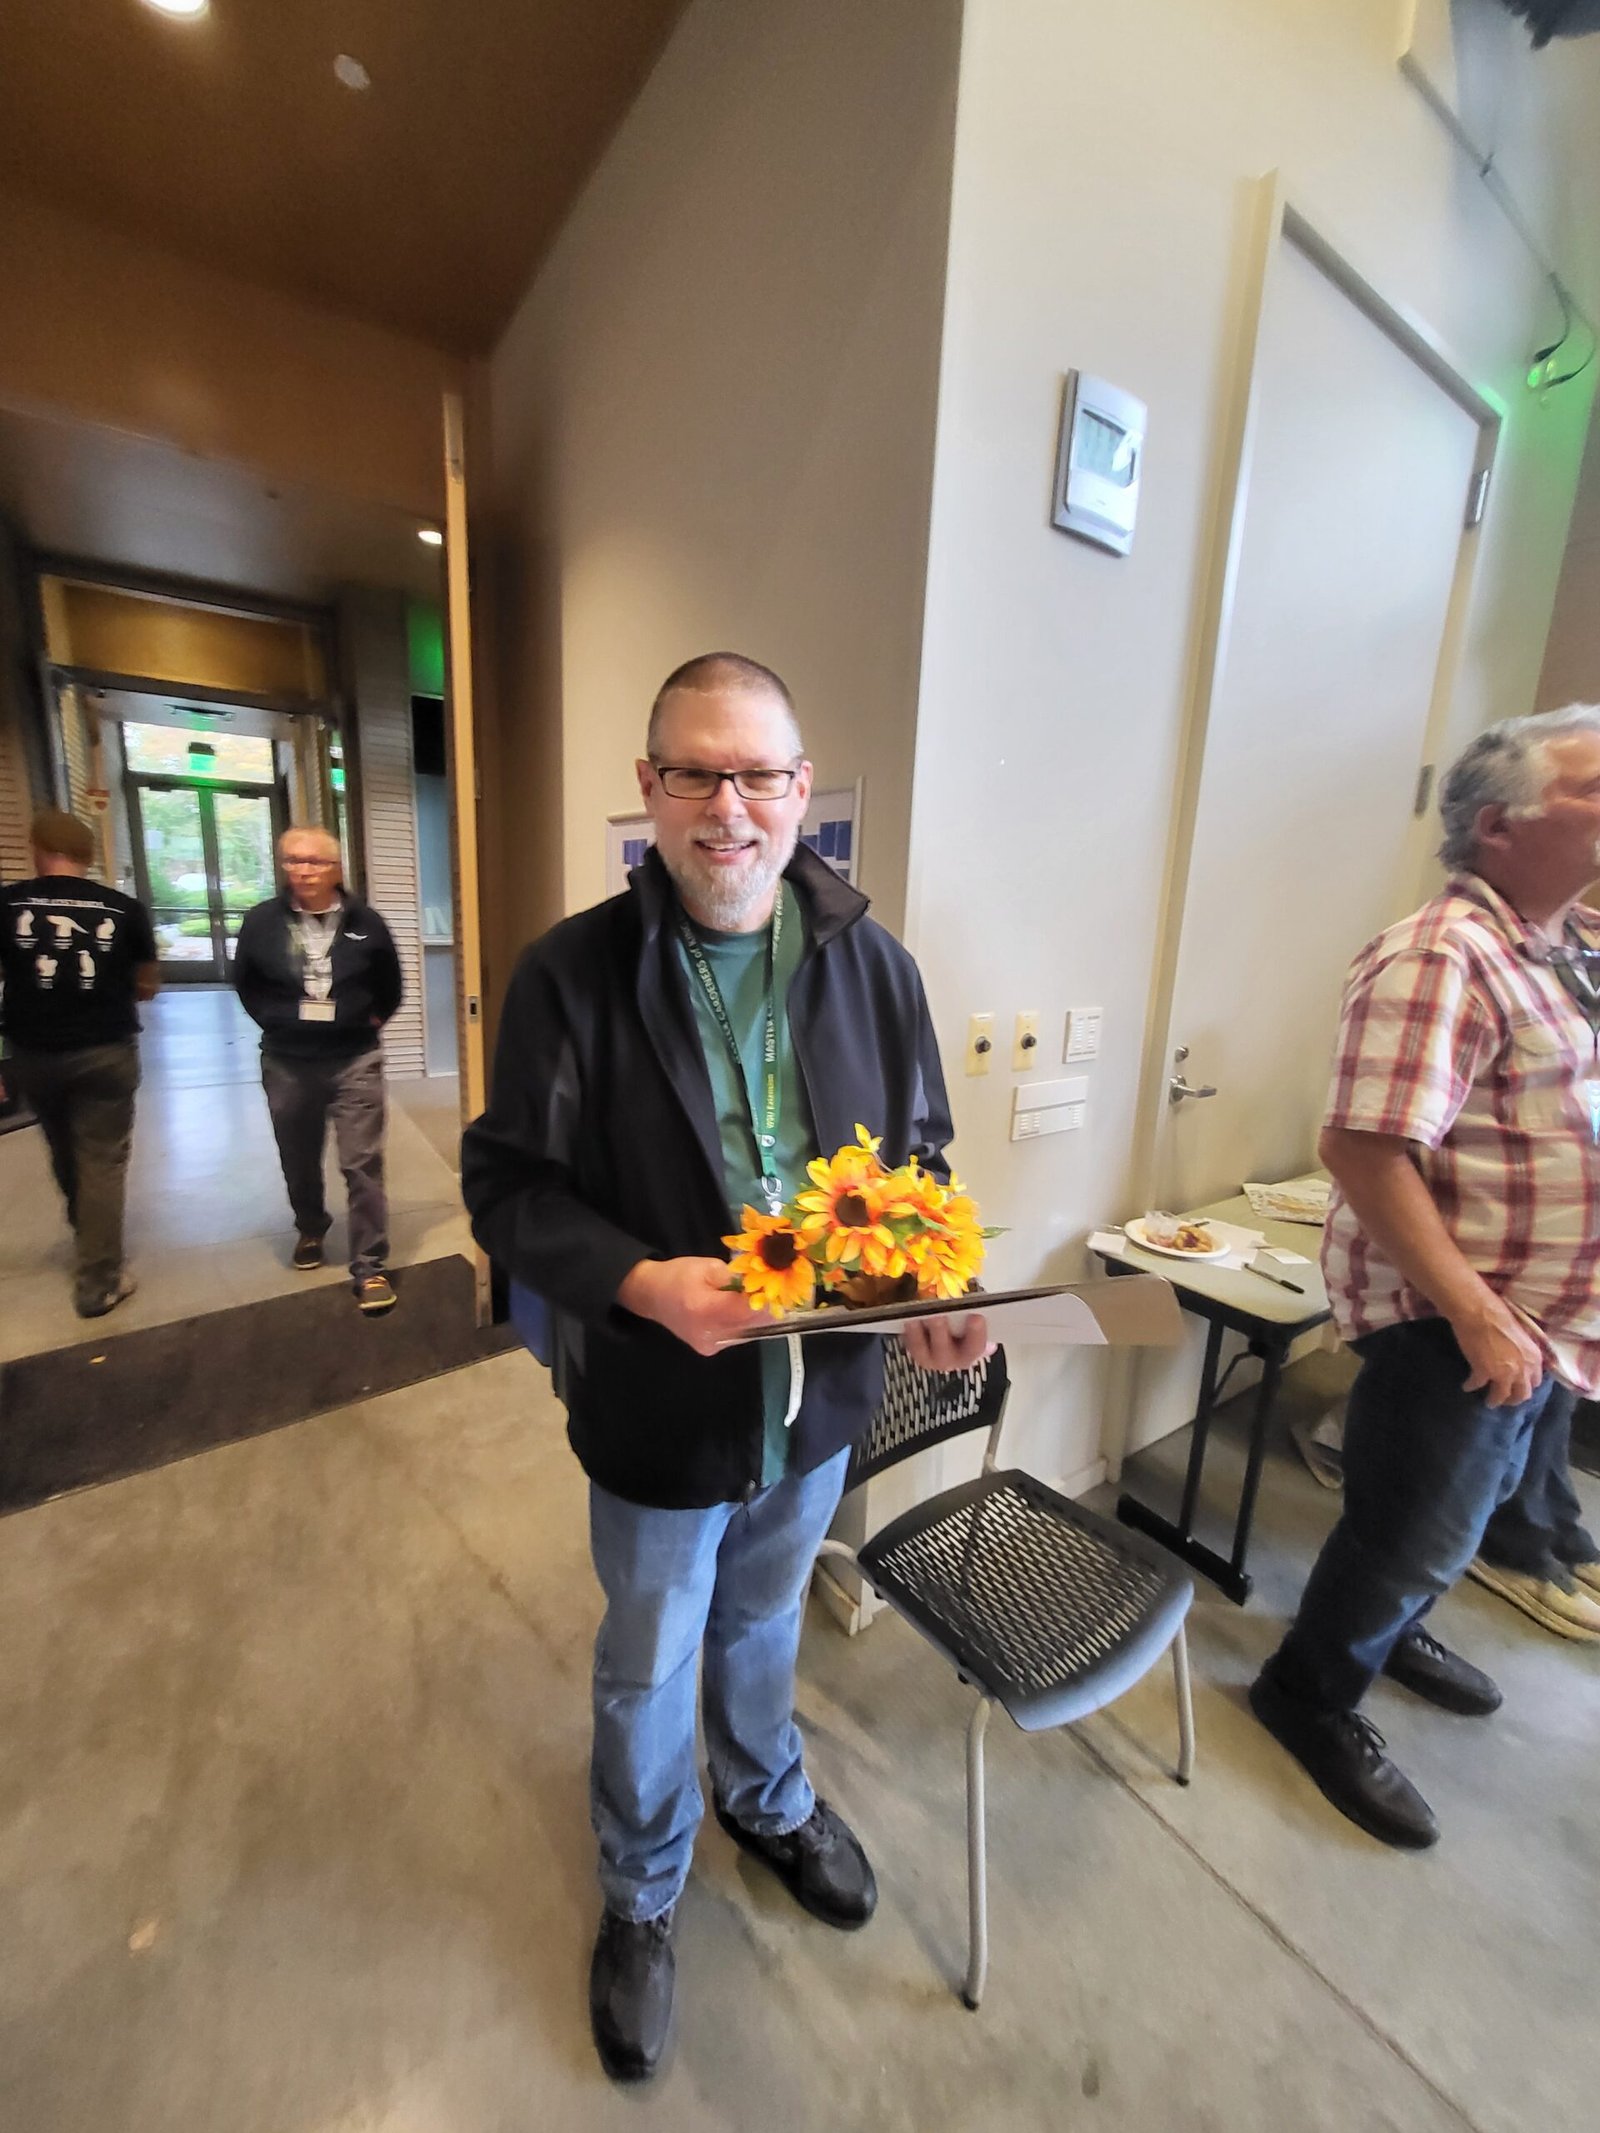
[1,810,158,1317]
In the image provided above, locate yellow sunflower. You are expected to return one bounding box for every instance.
[724,1206,817,1317]
[795,1145,904,1279]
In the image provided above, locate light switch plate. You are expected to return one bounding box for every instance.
[965,1013,995,1076]
[1010,1093,1085,1141]
[1064,1005,1103,1061]
[1012,1009,1040,1072]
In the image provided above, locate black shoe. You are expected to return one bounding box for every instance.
[713,1797,878,1928]
[356,1273,398,1315]
[292,1234,325,1270]
[1382,1628,1502,1716]
[74,1273,137,1320]
[588,1907,676,2083]
[1249,1674,1439,1850]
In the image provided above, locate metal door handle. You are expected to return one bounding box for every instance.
[1169,1075,1218,1105]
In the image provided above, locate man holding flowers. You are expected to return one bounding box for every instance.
[463,652,987,2082]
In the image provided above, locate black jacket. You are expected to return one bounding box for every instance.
[232,890,403,1060]
[461,844,954,1508]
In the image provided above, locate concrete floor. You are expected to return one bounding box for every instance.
[0,988,472,1362]
[2,1341,1593,2131]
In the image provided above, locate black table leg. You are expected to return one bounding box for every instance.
[1229,1338,1286,1587]
[1177,1318,1226,1533]
[1117,1317,1256,1604]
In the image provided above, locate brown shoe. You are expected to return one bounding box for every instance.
[292,1235,325,1270]
[357,1273,398,1316]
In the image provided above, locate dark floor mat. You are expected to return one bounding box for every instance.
[0,1254,518,1515]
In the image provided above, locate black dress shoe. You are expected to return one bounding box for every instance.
[1382,1628,1502,1716]
[1249,1674,1439,1850]
[714,1797,878,1928]
[589,1907,676,2083]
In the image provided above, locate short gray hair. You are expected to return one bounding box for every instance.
[646,652,803,761]
[1437,703,1600,869]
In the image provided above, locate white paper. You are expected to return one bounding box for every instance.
[1241,1174,1330,1225]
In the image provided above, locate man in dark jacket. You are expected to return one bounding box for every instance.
[233,825,403,1314]
[462,653,986,2083]
[1,808,158,1317]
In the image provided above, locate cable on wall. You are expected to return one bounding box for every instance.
[1399,47,1598,395]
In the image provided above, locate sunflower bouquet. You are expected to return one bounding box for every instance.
[723,1126,1000,1320]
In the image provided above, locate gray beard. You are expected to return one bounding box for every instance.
[668,832,795,931]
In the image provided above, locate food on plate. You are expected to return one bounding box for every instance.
[1142,1211,1218,1254]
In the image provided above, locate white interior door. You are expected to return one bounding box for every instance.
[1128,226,1487,1455]
[1160,234,1484,1212]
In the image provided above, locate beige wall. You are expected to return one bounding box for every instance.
[486,0,963,966]
[1537,403,1600,711]
[907,0,1600,1483]
[0,189,463,523]
[482,0,1600,1488]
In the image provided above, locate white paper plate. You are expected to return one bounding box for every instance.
[1124,1216,1231,1262]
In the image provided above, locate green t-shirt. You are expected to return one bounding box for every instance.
[675,884,816,1486]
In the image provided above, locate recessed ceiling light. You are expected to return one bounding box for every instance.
[334,54,371,91]
[141,0,210,18]
[417,527,444,548]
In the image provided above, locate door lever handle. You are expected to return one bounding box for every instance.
[1168,1075,1218,1105]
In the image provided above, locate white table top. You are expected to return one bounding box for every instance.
[1096,1193,1331,1328]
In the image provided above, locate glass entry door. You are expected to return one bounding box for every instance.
[131,780,280,981]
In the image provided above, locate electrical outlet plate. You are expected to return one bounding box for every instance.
[965,1013,995,1076]
[1012,1010,1040,1072]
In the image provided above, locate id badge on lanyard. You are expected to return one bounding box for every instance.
[1547,929,1600,1143]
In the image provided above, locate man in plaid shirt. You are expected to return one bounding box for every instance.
[1252,704,1600,1850]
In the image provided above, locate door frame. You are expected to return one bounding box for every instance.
[1107,172,1505,1476]
[442,391,492,1318]
[126,771,284,982]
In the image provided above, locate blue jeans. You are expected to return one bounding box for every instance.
[1264,1318,1559,1714]
[588,1449,850,1922]
[1479,1380,1596,1579]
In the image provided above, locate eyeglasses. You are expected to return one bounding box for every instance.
[652,765,800,801]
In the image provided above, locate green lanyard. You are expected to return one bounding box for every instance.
[677,884,786,1213]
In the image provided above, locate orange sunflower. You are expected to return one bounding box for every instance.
[898,1171,989,1298]
[723,1206,817,1317]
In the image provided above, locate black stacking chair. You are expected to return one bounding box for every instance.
[818,1340,1195,2010]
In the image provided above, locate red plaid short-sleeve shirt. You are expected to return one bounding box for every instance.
[1321,874,1600,1393]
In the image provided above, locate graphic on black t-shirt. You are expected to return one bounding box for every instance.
[1,878,157,1049]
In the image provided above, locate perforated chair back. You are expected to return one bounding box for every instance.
[845,1338,1010,1492]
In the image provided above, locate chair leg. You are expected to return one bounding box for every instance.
[1172,1622,1196,1787]
[962,1696,992,2010]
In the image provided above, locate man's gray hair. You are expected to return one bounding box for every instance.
[1437,703,1600,869]
[646,651,803,761]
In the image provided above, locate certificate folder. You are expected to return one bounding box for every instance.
[717,1273,1182,1349]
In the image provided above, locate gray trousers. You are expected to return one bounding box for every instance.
[9,1040,140,1300]
[261,1048,389,1280]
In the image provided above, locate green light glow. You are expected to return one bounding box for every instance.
[408,602,446,698]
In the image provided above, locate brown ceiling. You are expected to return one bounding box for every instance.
[0,0,689,355]
[0,404,445,603]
